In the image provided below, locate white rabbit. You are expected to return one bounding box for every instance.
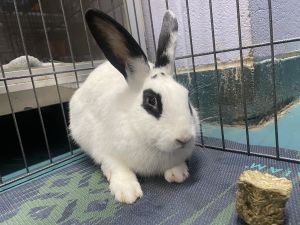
[69,9,199,204]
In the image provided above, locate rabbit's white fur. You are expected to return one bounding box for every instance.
[69,9,199,204]
[70,61,198,174]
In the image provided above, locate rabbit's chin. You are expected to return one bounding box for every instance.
[155,140,195,153]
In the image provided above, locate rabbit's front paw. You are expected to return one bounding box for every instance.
[164,163,189,183]
[110,177,143,204]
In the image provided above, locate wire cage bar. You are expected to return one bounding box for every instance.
[235,0,250,154]
[147,0,156,53]
[0,0,130,188]
[175,37,300,61]
[0,63,29,173]
[79,0,95,68]
[37,0,73,155]
[1,0,300,189]
[59,0,80,88]
[267,0,280,159]
[208,0,226,150]
[12,0,53,163]
[132,0,141,46]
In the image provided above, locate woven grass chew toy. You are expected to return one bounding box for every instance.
[236,170,293,225]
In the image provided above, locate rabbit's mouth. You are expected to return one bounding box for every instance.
[154,138,195,153]
[175,140,194,151]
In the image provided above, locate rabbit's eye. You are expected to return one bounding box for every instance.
[142,89,162,119]
[147,96,157,108]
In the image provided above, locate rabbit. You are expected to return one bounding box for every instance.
[69,9,199,204]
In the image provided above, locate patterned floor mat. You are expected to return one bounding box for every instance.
[1,146,299,225]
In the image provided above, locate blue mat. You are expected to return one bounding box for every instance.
[1,146,299,225]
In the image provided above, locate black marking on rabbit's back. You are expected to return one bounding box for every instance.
[142,89,162,119]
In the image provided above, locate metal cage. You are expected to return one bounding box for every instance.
[1,0,300,190]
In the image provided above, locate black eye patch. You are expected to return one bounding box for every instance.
[142,89,162,119]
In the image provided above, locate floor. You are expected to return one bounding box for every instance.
[1,146,299,225]
[202,101,300,151]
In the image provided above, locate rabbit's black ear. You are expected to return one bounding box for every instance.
[85,9,149,79]
[155,10,178,74]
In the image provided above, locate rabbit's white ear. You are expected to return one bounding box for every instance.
[86,9,149,90]
[155,10,178,75]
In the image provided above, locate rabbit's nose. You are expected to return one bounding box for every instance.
[176,134,192,146]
